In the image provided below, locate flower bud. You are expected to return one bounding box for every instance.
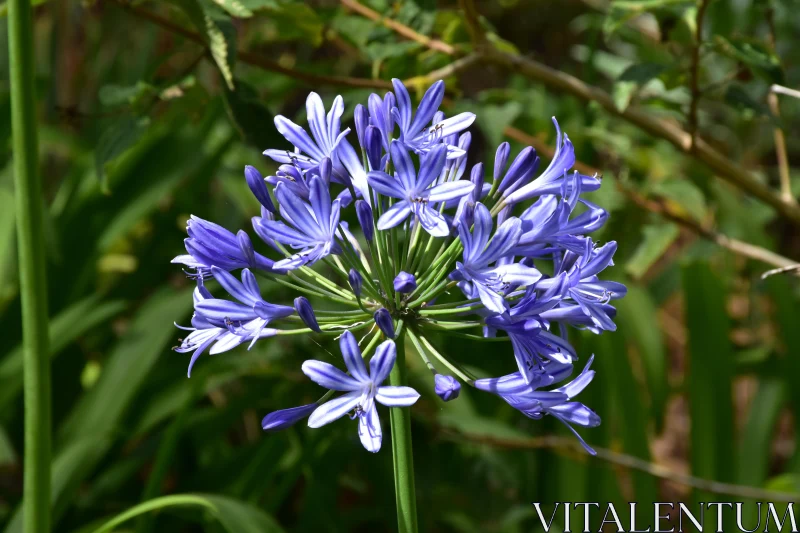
[355,200,374,241]
[498,146,537,194]
[365,126,383,171]
[434,374,461,402]
[294,296,321,332]
[236,230,256,268]
[244,165,275,213]
[393,271,417,294]
[262,403,317,432]
[354,104,369,148]
[493,142,511,184]
[470,163,484,201]
[318,157,332,184]
[374,308,395,339]
[348,268,363,297]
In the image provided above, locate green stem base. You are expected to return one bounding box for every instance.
[388,329,419,533]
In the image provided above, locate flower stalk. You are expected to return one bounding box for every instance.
[8,0,51,530]
[387,323,419,533]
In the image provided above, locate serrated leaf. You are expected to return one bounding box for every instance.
[625,223,679,279]
[713,35,784,84]
[211,0,253,17]
[94,117,149,189]
[168,0,237,89]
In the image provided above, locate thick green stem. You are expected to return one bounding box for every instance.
[388,325,418,533]
[8,0,51,531]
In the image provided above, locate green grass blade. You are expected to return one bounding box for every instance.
[682,262,735,511]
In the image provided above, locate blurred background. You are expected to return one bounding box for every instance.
[1,0,799,531]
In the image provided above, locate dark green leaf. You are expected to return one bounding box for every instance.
[713,35,785,84]
[683,262,735,506]
[222,79,280,150]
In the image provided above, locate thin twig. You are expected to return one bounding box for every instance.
[118,0,393,91]
[771,84,800,100]
[768,92,794,205]
[339,0,800,225]
[443,431,800,503]
[505,125,798,270]
[764,9,795,205]
[339,0,456,56]
[458,0,486,49]
[688,0,710,151]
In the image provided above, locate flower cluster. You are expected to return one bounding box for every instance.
[173,80,625,454]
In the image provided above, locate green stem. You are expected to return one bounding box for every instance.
[8,1,51,531]
[388,323,418,533]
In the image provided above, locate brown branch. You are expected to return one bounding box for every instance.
[458,0,487,49]
[444,431,800,503]
[688,0,710,150]
[339,0,456,56]
[118,1,393,91]
[120,0,800,269]
[765,9,795,205]
[483,47,800,225]
[505,125,797,270]
[339,0,800,225]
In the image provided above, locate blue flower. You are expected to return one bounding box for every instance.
[393,271,417,293]
[172,216,275,276]
[374,308,395,338]
[484,314,577,383]
[194,267,294,344]
[536,240,626,331]
[264,92,350,173]
[514,172,607,257]
[368,142,474,237]
[253,175,342,270]
[302,331,420,452]
[391,79,475,157]
[295,296,321,332]
[503,118,601,205]
[434,374,461,402]
[348,268,363,297]
[175,270,293,375]
[262,403,318,432]
[451,203,541,314]
[476,357,600,454]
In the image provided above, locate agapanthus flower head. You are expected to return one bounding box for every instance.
[172,80,625,455]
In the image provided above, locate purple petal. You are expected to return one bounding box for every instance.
[308,392,361,428]
[262,403,318,431]
[408,80,444,138]
[338,330,369,382]
[368,171,405,199]
[377,200,412,230]
[426,180,474,202]
[358,404,382,452]
[376,386,420,407]
[369,340,396,385]
[274,116,324,161]
[301,360,360,391]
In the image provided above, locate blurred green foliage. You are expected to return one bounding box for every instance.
[1,0,800,531]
